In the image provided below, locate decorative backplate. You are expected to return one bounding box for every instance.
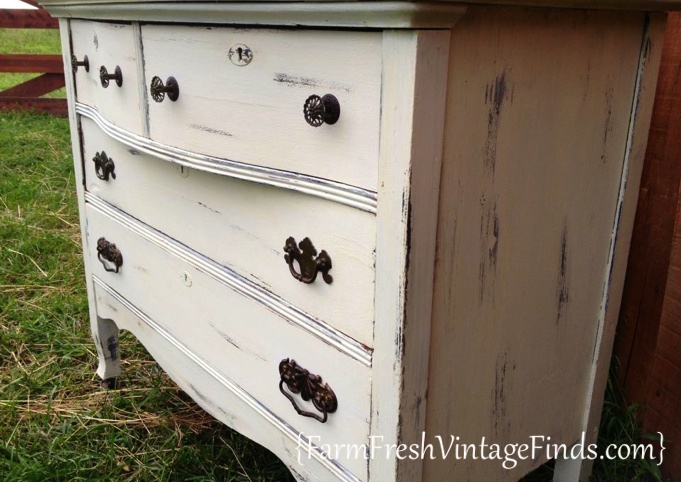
[279,358,338,423]
[97,237,123,273]
[283,236,333,284]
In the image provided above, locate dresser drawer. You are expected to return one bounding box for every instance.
[70,20,144,134]
[86,202,370,480]
[81,117,376,347]
[141,25,382,191]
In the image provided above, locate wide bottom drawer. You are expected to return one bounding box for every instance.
[85,201,370,480]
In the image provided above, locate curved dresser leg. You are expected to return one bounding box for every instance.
[92,315,122,388]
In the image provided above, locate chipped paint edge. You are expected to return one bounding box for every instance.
[553,12,668,481]
[86,193,373,367]
[92,276,362,482]
[76,103,379,214]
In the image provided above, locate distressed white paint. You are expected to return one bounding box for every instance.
[554,12,668,482]
[92,280,361,482]
[70,20,144,134]
[75,103,378,213]
[370,29,450,482]
[50,3,669,481]
[86,203,371,479]
[81,117,377,347]
[59,18,124,382]
[425,7,661,481]
[85,193,372,366]
[142,26,382,191]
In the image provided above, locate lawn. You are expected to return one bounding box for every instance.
[0,28,293,482]
[0,28,662,482]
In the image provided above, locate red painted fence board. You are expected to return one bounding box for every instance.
[0,1,67,116]
[0,8,58,29]
[614,11,681,481]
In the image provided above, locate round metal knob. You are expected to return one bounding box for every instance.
[303,94,340,127]
[71,54,89,73]
[100,65,123,88]
[150,76,180,103]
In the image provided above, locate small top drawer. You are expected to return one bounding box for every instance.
[141,26,382,191]
[70,20,144,135]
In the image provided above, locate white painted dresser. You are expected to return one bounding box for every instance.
[39,0,677,480]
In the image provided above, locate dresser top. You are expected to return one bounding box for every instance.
[40,0,681,28]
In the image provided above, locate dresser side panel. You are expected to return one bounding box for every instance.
[426,6,647,479]
[558,12,667,482]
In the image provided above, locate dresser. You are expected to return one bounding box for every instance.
[39,0,676,480]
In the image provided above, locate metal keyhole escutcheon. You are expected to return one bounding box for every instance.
[228,44,253,66]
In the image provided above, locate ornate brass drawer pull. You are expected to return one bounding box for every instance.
[283,236,332,284]
[100,65,123,88]
[150,76,180,103]
[93,151,116,181]
[303,94,340,127]
[97,237,123,273]
[71,54,89,73]
[279,358,338,423]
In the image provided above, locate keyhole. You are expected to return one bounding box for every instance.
[228,44,252,66]
[177,165,189,178]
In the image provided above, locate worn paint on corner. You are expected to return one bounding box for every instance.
[493,351,513,438]
[106,335,119,361]
[479,196,499,304]
[484,70,513,177]
[557,223,570,324]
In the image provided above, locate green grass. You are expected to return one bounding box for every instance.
[0,111,295,480]
[0,28,66,98]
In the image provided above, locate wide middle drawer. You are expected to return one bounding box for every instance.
[141,25,382,191]
[82,117,376,347]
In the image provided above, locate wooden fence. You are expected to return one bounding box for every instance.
[614,11,681,480]
[0,0,66,116]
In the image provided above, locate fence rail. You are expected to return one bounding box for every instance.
[0,0,66,116]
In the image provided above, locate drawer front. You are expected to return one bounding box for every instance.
[141,25,382,191]
[86,204,370,480]
[82,117,376,347]
[70,20,144,134]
